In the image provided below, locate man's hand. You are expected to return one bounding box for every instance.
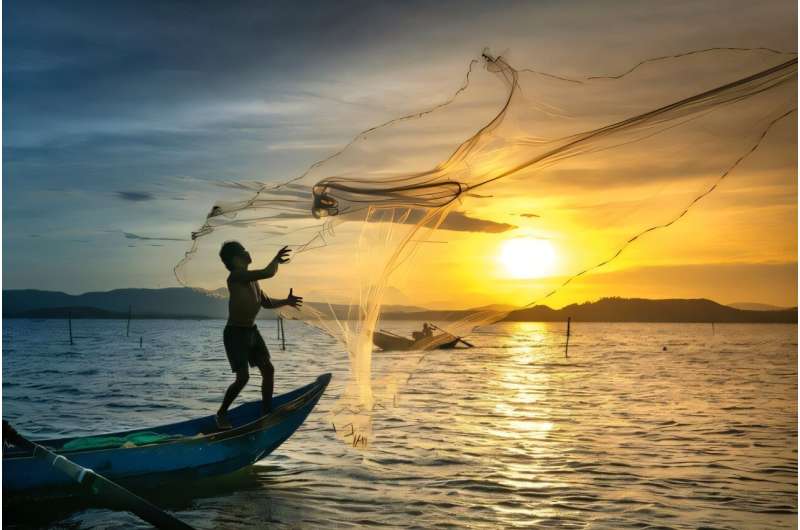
[272,246,291,265]
[262,245,291,278]
[286,288,303,309]
[231,245,293,282]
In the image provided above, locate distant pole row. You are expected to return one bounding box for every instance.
[65,307,141,347]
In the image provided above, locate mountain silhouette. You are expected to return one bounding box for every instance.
[3,290,796,323]
[500,297,796,323]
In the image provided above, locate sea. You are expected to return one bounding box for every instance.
[2,319,797,529]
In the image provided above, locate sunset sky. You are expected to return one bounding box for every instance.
[4,0,797,309]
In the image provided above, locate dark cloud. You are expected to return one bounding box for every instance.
[519,213,540,218]
[441,211,516,233]
[227,208,515,233]
[115,191,155,202]
[123,232,186,242]
[368,210,516,233]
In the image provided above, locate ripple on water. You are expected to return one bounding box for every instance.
[2,320,797,529]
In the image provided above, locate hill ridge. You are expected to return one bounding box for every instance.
[4,289,796,323]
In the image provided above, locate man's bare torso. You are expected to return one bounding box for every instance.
[227,276,263,327]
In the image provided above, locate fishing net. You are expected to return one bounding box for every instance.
[62,432,183,452]
[175,48,797,447]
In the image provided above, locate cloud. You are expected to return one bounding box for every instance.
[230,208,516,233]
[115,191,155,202]
[441,211,516,233]
[123,232,186,242]
[519,213,540,218]
[369,210,516,233]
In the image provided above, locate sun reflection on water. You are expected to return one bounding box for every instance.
[4,319,796,529]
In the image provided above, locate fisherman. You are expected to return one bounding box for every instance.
[215,241,303,430]
[412,322,434,341]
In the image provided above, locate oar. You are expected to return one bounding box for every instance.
[427,323,474,348]
[3,421,195,530]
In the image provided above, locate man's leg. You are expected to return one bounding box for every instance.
[217,367,249,428]
[255,359,274,414]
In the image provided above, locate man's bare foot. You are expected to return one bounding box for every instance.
[215,412,233,430]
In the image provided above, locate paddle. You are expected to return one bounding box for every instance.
[3,421,195,530]
[427,323,474,348]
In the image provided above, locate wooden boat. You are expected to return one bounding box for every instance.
[3,373,331,497]
[372,330,461,351]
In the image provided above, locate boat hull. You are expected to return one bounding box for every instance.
[372,331,460,351]
[3,373,331,496]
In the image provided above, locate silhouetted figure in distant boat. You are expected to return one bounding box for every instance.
[215,241,303,430]
[412,322,434,341]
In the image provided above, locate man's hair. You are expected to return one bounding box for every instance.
[219,241,244,271]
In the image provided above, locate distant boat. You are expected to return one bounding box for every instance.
[372,330,463,351]
[3,373,331,497]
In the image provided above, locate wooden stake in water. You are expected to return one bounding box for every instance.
[280,316,286,351]
[565,317,571,358]
[68,310,74,346]
[139,336,143,349]
[126,305,132,337]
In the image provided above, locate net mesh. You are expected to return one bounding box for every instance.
[175,48,797,447]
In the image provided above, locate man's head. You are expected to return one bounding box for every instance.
[219,241,252,271]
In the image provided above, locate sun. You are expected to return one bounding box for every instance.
[499,238,556,279]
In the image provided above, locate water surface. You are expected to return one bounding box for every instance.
[3,319,797,529]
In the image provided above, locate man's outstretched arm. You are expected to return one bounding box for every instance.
[229,246,291,283]
[261,288,303,309]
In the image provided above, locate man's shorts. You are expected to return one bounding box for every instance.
[223,325,270,373]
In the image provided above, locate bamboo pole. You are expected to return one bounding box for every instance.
[280,316,286,351]
[126,305,132,337]
[68,310,74,345]
[564,317,571,358]
[5,423,196,530]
